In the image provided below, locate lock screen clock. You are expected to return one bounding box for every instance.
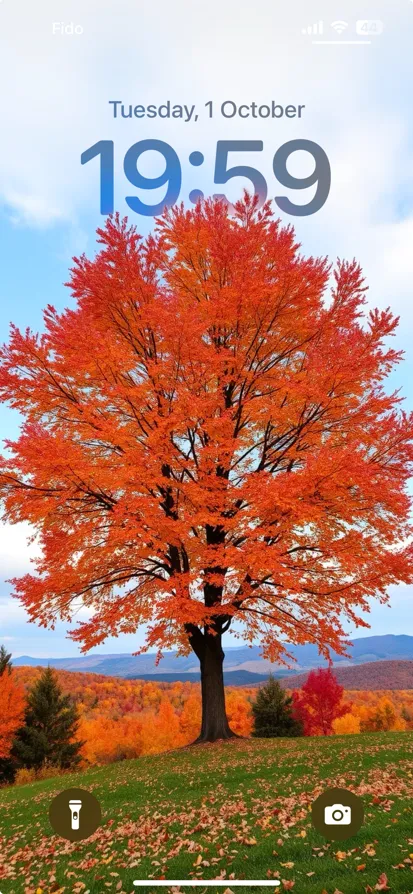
[81,139,331,217]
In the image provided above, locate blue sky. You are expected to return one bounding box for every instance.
[1,0,413,658]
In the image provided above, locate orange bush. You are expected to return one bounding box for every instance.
[332,712,361,735]
[226,690,253,736]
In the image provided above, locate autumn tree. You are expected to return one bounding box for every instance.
[78,714,144,764]
[252,677,303,737]
[179,691,202,741]
[293,667,349,736]
[12,667,83,771]
[361,695,405,732]
[0,646,26,769]
[226,689,253,737]
[1,196,413,742]
[401,706,412,727]
[140,699,183,754]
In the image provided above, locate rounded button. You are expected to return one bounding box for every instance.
[311,787,364,841]
[49,787,102,841]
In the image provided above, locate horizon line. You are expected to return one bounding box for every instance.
[10,632,412,663]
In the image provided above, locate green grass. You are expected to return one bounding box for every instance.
[1,732,413,894]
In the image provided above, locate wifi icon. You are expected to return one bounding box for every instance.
[331,20,349,34]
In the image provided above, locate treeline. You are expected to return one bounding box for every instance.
[1,648,412,786]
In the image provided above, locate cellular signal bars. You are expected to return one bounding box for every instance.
[302,21,324,35]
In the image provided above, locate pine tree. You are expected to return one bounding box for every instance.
[252,676,303,738]
[12,666,83,771]
[0,645,12,676]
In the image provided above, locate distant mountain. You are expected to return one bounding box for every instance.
[281,659,413,691]
[128,670,274,686]
[13,634,413,681]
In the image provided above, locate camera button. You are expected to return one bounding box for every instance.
[311,787,364,841]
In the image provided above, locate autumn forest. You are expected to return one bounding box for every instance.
[1,657,412,785]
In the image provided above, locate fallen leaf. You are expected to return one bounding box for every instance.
[375,874,390,891]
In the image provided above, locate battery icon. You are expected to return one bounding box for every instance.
[356,20,384,35]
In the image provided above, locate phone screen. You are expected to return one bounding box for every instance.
[1,2,413,894]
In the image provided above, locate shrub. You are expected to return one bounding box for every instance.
[332,712,361,735]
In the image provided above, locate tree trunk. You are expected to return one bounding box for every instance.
[194,631,236,743]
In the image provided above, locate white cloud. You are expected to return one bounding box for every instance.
[0,521,40,575]
[7,193,65,228]
[0,0,412,653]
[0,597,28,624]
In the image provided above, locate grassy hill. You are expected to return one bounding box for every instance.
[1,733,413,894]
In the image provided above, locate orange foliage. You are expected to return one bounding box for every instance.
[1,198,413,737]
[9,666,413,768]
[226,690,253,737]
[78,714,144,765]
[332,712,361,735]
[179,692,202,742]
[351,695,406,732]
[0,672,26,759]
[140,700,185,755]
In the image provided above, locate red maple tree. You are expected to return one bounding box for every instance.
[293,667,349,736]
[1,195,413,741]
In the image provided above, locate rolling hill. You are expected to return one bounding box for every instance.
[127,669,273,685]
[281,658,413,691]
[138,660,413,689]
[13,634,413,681]
[13,656,413,690]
